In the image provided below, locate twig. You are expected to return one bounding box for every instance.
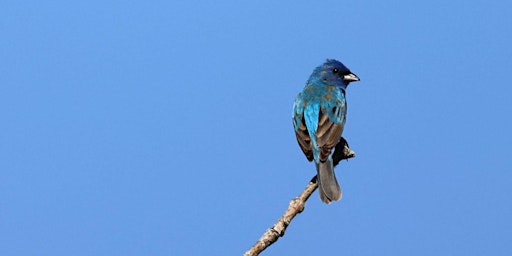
[243,177,318,256]
[243,138,355,256]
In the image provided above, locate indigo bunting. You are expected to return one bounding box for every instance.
[293,59,359,203]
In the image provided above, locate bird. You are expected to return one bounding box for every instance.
[292,59,359,204]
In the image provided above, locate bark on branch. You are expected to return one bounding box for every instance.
[244,137,354,256]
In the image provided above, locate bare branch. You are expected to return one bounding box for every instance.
[244,138,355,256]
[243,178,318,256]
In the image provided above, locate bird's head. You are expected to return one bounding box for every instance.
[314,59,360,90]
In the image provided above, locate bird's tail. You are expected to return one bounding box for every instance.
[316,158,342,204]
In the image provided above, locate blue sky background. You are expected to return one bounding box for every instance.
[1,1,511,255]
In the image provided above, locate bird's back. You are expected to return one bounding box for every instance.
[293,83,347,163]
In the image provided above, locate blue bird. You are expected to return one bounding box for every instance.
[293,59,359,203]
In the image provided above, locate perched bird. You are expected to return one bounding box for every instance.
[293,59,359,203]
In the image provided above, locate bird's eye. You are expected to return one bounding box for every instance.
[332,68,339,74]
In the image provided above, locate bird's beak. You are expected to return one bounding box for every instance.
[343,72,360,82]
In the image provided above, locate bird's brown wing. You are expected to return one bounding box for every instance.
[316,107,344,162]
[294,116,314,161]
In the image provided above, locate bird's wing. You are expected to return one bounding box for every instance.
[316,98,346,162]
[294,115,314,161]
[293,93,314,161]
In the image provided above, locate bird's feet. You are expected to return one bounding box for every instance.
[332,137,355,167]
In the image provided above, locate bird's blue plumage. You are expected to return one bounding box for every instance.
[293,59,359,203]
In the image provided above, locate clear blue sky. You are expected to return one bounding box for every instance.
[1,1,511,255]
